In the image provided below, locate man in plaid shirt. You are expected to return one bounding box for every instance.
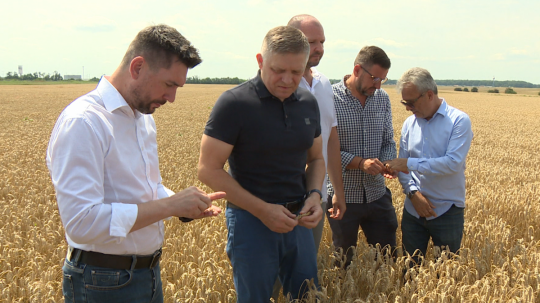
[327,46,397,267]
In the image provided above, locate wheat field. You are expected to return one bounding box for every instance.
[1,83,539,302]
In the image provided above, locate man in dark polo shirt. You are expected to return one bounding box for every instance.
[198,26,325,302]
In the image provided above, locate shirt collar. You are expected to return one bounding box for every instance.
[252,70,299,102]
[96,76,135,116]
[434,99,448,118]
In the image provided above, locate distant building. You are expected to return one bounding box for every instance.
[18,65,23,77]
[64,75,82,80]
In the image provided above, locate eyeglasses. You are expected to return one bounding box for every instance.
[360,66,388,84]
[400,93,424,108]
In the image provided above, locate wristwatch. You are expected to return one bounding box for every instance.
[307,189,323,200]
[407,190,418,199]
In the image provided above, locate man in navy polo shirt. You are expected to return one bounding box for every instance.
[198,26,325,302]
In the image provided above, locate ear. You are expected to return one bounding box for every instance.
[256,53,264,69]
[129,56,145,80]
[353,64,361,77]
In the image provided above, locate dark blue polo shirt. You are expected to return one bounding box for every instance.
[204,71,321,204]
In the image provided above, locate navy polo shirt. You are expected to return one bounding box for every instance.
[204,71,321,203]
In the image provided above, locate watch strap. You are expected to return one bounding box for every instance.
[307,189,323,200]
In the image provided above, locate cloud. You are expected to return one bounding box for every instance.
[490,53,505,61]
[205,50,250,60]
[325,39,364,52]
[370,38,406,48]
[74,24,116,33]
[510,48,528,55]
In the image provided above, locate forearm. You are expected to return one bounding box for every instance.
[198,166,269,218]
[131,198,171,232]
[305,158,326,193]
[327,129,345,200]
[345,156,364,170]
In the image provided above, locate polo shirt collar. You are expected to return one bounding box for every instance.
[252,70,299,102]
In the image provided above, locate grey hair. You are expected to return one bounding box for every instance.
[397,67,438,95]
[261,26,309,60]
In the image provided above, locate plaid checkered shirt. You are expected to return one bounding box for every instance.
[328,76,397,203]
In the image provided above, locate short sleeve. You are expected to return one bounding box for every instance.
[204,90,243,145]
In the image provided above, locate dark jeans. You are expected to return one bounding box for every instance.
[326,187,397,268]
[401,204,464,263]
[226,206,318,303]
[62,253,163,303]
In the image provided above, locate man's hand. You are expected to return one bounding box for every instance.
[328,194,346,220]
[410,192,437,218]
[297,194,323,228]
[382,160,398,179]
[386,158,409,174]
[361,158,385,175]
[258,203,298,233]
[168,187,226,218]
[190,205,223,219]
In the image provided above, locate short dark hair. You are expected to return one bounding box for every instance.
[354,46,391,70]
[121,24,202,70]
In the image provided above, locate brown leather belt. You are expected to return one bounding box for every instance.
[227,198,304,214]
[68,247,162,270]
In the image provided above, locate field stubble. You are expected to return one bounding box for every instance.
[0,84,539,302]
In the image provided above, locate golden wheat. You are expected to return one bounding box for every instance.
[1,83,539,302]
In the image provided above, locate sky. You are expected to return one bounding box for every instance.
[2,0,540,84]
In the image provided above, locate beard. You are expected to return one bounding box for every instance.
[132,85,165,114]
[306,51,323,68]
[355,74,377,97]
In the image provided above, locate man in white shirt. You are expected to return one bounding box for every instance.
[46,24,225,303]
[287,14,346,250]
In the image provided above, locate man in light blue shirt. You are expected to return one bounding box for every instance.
[387,67,473,262]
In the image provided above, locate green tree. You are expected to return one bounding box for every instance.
[488,89,499,93]
[454,87,462,91]
[505,87,517,94]
[463,87,469,92]
[471,87,478,92]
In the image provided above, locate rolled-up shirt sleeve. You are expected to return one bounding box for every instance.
[47,116,137,244]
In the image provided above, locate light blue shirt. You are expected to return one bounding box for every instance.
[398,100,473,220]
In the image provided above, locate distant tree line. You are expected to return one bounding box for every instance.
[1,72,101,82]
[2,71,64,81]
[186,76,247,84]
[436,79,539,88]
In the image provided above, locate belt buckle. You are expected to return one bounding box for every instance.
[150,249,162,268]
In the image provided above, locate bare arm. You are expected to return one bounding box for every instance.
[298,135,325,228]
[197,134,298,233]
[326,127,346,219]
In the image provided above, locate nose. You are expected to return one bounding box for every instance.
[165,88,178,103]
[282,73,293,85]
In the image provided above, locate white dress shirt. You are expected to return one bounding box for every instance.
[46,77,173,255]
[299,67,338,202]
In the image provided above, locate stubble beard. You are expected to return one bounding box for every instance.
[132,86,164,115]
[356,74,376,97]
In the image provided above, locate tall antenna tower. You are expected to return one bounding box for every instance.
[492,76,495,87]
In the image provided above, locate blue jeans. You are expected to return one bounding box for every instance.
[401,204,464,262]
[226,207,318,303]
[62,252,163,303]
